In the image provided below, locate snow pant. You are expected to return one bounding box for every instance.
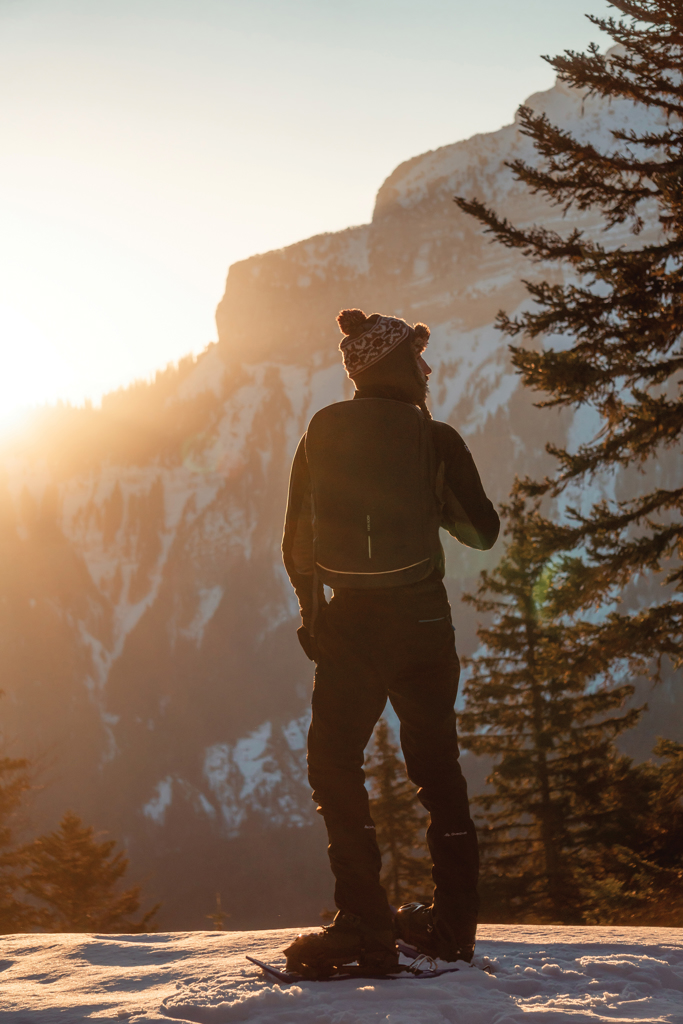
[307,578,479,945]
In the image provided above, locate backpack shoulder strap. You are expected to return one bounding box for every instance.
[435,458,445,511]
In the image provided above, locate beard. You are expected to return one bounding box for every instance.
[408,355,430,410]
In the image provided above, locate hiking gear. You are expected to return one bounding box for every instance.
[282,413,500,627]
[282,911,398,980]
[297,624,316,661]
[307,580,479,934]
[247,953,463,983]
[395,902,475,963]
[338,313,414,377]
[305,398,445,590]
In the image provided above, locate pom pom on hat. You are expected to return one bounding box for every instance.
[337,309,369,336]
[414,323,430,353]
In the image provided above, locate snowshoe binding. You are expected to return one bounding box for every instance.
[395,902,475,964]
[283,911,399,980]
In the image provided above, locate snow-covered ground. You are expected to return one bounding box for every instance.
[1,925,682,1023]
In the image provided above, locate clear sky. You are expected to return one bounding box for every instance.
[0,0,612,425]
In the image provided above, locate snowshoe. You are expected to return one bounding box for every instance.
[395,902,474,964]
[283,911,398,980]
[247,953,464,984]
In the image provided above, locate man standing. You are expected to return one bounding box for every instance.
[282,309,499,978]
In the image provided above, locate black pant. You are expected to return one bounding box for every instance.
[307,579,478,944]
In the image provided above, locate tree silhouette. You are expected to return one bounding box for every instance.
[460,490,643,923]
[578,738,683,926]
[22,811,158,932]
[455,0,683,681]
[0,749,33,933]
[365,719,431,907]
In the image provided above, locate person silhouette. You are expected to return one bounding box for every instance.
[281,309,499,978]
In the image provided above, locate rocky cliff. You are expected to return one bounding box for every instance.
[1,71,679,928]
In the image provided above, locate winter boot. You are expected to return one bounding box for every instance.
[284,911,398,979]
[395,902,475,963]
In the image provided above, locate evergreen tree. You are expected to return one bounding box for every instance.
[459,490,644,923]
[579,737,683,925]
[365,719,432,907]
[0,748,33,933]
[644,737,683,873]
[22,811,159,932]
[455,0,683,676]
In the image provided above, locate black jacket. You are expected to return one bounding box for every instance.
[282,396,499,624]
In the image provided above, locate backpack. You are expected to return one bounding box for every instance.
[305,398,444,590]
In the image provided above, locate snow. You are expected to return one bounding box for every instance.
[377,50,666,220]
[281,712,310,753]
[181,586,224,646]
[201,718,313,835]
[143,776,174,825]
[138,714,315,833]
[1,925,681,1023]
[231,723,279,801]
[175,346,225,402]
[292,224,370,276]
[429,318,517,434]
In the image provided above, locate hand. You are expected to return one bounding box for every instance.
[297,625,318,662]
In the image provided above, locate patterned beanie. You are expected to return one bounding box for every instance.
[336,309,430,379]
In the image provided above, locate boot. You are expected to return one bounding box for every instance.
[284,911,398,979]
[395,902,475,963]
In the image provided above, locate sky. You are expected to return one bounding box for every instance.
[0,0,613,425]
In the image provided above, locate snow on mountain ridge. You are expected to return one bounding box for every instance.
[202,715,313,836]
[376,65,661,221]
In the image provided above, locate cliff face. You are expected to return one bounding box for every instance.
[1,74,679,929]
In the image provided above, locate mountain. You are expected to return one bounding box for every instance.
[1,69,680,929]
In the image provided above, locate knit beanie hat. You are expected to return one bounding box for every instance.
[337,309,430,380]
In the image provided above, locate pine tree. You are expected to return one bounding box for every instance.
[0,748,33,933]
[21,811,159,932]
[579,737,683,925]
[455,0,683,677]
[459,490,644,923]
[645,737,683,872]
[365,719,432,907]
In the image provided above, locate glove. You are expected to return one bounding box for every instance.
[297,624,318,662]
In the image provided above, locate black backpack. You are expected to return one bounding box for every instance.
[305,398,444,590]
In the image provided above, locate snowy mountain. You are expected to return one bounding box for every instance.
[1,69,680,929]
[2,924,682,1022]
